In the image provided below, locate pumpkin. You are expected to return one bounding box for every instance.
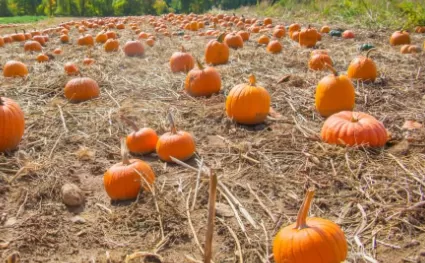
[0,97,25,152]
[266,40,282,54]
[359,43,374,51]
[401,44,422,54]
[105,31,117,39]
[390,31,410,46]
[264,17,272,25]
[146,37,155,47]
[64,62,80,76]
[53,48,62,55]
[116,23,125,30]
[329,30,342,37]
[0,37,4,47]
[11,30,25,42]
[273,188,348,263]
[347,49,377,82]
[22,29,31,40]
[321,111,388,147]
[156,113,196,163]
[123,40,144,57]
[273,28,285,39]
[415,26,425,33]
[320,26,330,33]
[299,26,318,48]
[77,34,94,46]
[104,139,156,201]
[36,53,49,63]
[170,46,195,73]
[33,35,46,46]
[290,31,300,42]
[237,30,250,41]
[121,116,158,154]
[104,39,119,52]
[342,30,355,39]
[226,75,270,125]
[258,35,270,45]
[309,52,333,71]
[60,34,69,43]
[138,32,149,39]
[315,65,355,117]
[224,32,244,49]
[24,40,42,52]
[64,77,100,102]
[185,60,221,97]
[3,61,28,77]
[3,35,12,44]
[83,57,95,66]
[205,33,229,65]
[288,23,301,34]
[95,32,108,43]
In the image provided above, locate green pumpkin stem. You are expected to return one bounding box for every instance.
[168,112,177,134]
[366,48,376,58]
[120,137,131,165]
[196,59,204,70]
[295,188,315,230]
[217,33,225,43]
[325,63,338,76]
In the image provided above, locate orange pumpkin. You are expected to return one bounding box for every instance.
[390,31,410,46]
[321,111,387,147]
[224,32,244,49]
[138,32,149,39]
[266,40,282,54]
[347,49,377,82]
[320,26,330,33]
[290,30,300,42]
[146,37,155,47]
[104,39,119,52]
[315,65,355,117]
[11,30,25,42]
[299,26,318,48]
[237,30,250,41]
[24,40,42,52]
[60,34,69,43]
[122,116,158,154]
[0,37,4,47]
[64,62,80,76]
[104,139,156,201]
[0,97,25,152]
[64,77,100,102]
[273,28,286,39]
[36,53,49,63]
[105,31,117,39]
[3,61,28,77]
[156,114,196,163]
[53,48,62,55]
[33,35,46,46]
[263,17,272,25]
[205,33,229,65]
[123,40,144,57]
[273,188,348,263]
[226,75,270,125]
[83,57,95,66]
[95,32,108,43]
[170,46,195,73]
[258,35,270,45]
[309,52,333,71]
[77,34,94,46]
[185,60,221,97]
[288,23,301,34]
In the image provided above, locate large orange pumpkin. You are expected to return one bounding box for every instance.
[3,61,28,77]
[205,33,229,65]
[123,40,144,57]
[77,34,94,46]
[64,77,100,102]
[185,60,221,97]
[299,26,318,48]
[104,139,156,201]
[170,46,195,73]
[224,32,244,49]
[315,65,355,117]
[156,114,196,163]
[390,31,410,46]
[226,75,270,125]
[0,97,25,152]
[273,188,347,263]
[24,41,42,52]
[347,49,377,82]
[104,39,119,52]
[321,111,388,147]
[266,40,282,54]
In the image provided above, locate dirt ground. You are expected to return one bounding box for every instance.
[1,15,425,263]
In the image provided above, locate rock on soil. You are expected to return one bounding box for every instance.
[61,183,85,206]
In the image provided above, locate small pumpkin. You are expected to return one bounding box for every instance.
[32,35,46,46]
[329,30,342,37]
[185,60,221,97]
[11,30,25,42]
[321,111,388,147]
[105,31,117,39]
[0,37,4,47]
[53,48,63,55]
[290,31,300,42]
[226,75,270,125]
[36,53,49,63]
[273,28,286,39]
[83,57,95,66]
[95,31,108,43]
[156,113,196,163]
[342,30,355,39]
[146,37,155,47]
[64,77,100,102]
[205,33,229,65]
[309,52,333,71]
[320,26,330,33]
[104,138,156,201]
[104,38,119,52]
[315,65,355,117]
[3,60,28,77]
[0,97,25,152]
[224,32,244,49]
[258,35,270,45]
[237,30,250,41]
[170,46,195,73]
[299,25,318,48]
[123,40,144,57]
[273,188,348,263]
[390,31,410,46]
[24,40,42,52]
[288,23,301,34]
[64,62,80,76]
[77,34,94,46]
[121,116,158,154]
[60,34,69,43]
[266,40,282,54]
[347,49,377,82]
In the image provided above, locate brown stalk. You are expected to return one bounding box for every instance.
[167,112,177,134]
[325,63,338,76]
[120,137,131,165]
[295,188,315,230]
[196,58,204,70]
[204,169,217,263]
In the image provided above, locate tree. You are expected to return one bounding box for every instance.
[0,0,13,16]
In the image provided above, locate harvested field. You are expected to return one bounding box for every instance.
[1,15,425,263]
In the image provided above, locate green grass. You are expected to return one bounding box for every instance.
[0,16,47,24]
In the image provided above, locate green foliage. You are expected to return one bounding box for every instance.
[397,1,425,27]
[0,0,13,16]
[0,15,45,23]
[153,0,168,14]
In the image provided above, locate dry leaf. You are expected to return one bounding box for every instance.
[402,120,423,131]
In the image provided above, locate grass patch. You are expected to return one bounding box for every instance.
[0,16,47,24]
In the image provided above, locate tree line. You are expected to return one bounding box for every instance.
[0,0,259,17]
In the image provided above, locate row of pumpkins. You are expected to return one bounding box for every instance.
[1,13,418,262]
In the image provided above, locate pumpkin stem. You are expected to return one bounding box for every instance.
[196,58,204,70]
[217,33,225,43]
[120,137,131,165]
[294,188,315,230]
[248,74,256,86]
[366,48,376,58]
[325,63,338,76]
[351,113,359,122]
[120,115,139,132]
[0,97,3,105]
[168,112,177,134]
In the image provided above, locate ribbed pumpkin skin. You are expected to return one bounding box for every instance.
[0,97,25,152]
[123,40,144,57]
[156,131,196,162]
[205,35,229,65]
[126,128,158,154]
[185,66,221,97]
[64,77,100,102]
[3,61,28,77]
[226,78,270,125]
[321,111,388,147]
[224,33,244,49]
[347,55,377,82]
[24,41,42,52]
[315,74,355,117]
[309,54,333,71]
[273,217,348,263]
[299,26,318,47]
[0,37,4,47]
[170,51,195,73]
[103,159,155,200]
[104,39,119,52]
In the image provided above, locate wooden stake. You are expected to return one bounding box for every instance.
[204,169,217,263]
